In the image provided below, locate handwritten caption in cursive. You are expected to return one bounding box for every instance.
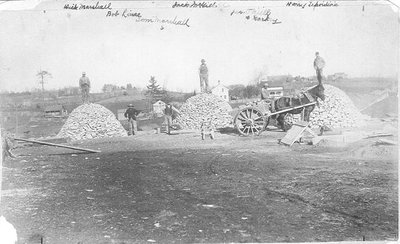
[106,9,190,27]
[64,1,112,10]
[286,1,339,9]
[172,1,217,8]
[230,8,282,24]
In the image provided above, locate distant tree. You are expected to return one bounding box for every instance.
[36,70,52,93]
[146,76,164,102]
[126,83,133,90]
[228,84,246,99]
[102,84,118,93]
[146,76,162,95]
[243,85,260,98]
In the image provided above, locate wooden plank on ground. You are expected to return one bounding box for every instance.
[13,138,100,153]
[280,121,310,146]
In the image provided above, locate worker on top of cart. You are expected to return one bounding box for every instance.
[261,83,275,112]
[261,83,269,100]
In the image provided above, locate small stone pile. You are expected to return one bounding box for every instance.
[285,85,366,128]
[174,93,233,129]
[57,103,127,141]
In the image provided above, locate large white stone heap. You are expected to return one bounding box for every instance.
[286,85,366,128]
[175,93,233,129]
[57,103,127,141]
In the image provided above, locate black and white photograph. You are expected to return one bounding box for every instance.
[0,0,398,243]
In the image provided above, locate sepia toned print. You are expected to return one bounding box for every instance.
[0,1,398,243]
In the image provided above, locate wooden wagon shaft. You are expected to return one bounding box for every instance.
[13,138,101,153]
[268,102,317,116]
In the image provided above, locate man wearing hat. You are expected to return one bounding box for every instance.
[199,59,209,93]
[164,103,180,135]
[79,72,91,103]
[261,83,269,100]
[124,104,140,136]
[313,52,325,84]
[261,83,275,112]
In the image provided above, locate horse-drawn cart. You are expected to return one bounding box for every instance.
[233,84,325,136]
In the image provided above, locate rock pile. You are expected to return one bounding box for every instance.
[57,103,127,141]
[285,85,366,128]
[174,93,233,129]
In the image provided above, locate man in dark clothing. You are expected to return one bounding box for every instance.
[313,52,325,84]
[124,104,140,136]
[164,103,180,135]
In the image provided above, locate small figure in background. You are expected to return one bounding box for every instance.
[199,59,209,93]
[79,72,91,103]
[201,118,215,140]
[124,104,140,136]
[164,103,180,135]
[313,52,325,84]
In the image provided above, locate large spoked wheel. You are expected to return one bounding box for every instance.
[234,107,266,136]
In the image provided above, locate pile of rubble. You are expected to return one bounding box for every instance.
[174,93,233,129]
[285,85,366,128]
[57,103,127,141]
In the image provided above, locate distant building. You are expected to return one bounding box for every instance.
[211,81,229,102]
[44,105,68,117]
[153,100,166,115]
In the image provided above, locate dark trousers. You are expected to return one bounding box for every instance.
[164,115,172,134]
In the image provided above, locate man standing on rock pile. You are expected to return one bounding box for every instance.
[199,59,209,93]
[79,72,91,103]
[313,52,325,84]
[124,104,140,136]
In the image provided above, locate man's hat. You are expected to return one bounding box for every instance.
[263,83,269,87]
[315,52,319,55]
[82,72,86,75]
[128,104,134,107]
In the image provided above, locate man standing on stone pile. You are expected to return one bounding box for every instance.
[313,52,325,84]
[164,103,180,135]
[199,59,209,93]
[79,72,91,103]
[124,104,140,136]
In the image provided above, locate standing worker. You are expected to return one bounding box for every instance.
[79,72,91,103]
[124,104,140,136]
[164,103,180,135]
[199,59,209,93]
[313,52,325,84]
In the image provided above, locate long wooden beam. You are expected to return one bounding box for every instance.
[269,102,317,116]
[13,138,101,153]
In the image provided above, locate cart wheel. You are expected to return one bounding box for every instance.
[234,107,266,136]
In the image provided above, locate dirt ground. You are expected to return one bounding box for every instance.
[0,118,398,244]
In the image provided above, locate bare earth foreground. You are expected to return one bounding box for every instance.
[1,120,398,244]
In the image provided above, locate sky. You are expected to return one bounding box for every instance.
[0,0,398,93]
